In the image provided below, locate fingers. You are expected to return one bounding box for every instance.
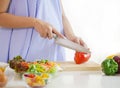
[71,36,81,45]
[34,20,64,39]
[79,38,88,48]
[42,26,63,39]
[52,27,65,38]
[39,25,53,39]
[47,26,53,39]
[72,36,89,49]
[79,38,85,46]
[79,39,90,51]
[74,38,80,44]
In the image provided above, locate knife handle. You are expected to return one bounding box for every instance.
[53,33,58,39]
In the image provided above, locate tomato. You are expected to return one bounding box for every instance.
[74,52,91,64]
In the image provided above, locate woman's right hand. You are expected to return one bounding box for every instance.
[34,19,64,39]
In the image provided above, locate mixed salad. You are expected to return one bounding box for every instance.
[9,56,62,87]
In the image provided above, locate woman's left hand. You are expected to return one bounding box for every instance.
[68,36,88,49]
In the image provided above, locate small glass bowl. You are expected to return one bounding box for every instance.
[23,73,50,88]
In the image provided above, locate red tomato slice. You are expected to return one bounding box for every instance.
[74,52,91,64]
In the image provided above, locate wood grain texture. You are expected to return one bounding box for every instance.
[57,61,101,71]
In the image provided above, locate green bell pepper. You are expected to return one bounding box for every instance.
[101,59,118,75]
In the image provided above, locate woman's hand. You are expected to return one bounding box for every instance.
[34,19,64,39]
[68,35,88,49]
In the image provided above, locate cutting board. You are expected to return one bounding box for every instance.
[57,61,101,71]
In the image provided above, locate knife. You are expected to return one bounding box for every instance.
[53,34,90,53]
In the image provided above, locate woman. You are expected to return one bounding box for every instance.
[0,0,88,62]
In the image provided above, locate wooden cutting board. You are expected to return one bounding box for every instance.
[57,61,101,71]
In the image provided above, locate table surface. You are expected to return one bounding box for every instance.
[5,71,120,88]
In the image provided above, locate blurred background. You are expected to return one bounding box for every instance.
[61,0,120,63]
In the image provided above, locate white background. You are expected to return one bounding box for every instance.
[61,0,120,63]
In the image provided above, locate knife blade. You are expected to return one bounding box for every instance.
[53,34,90,53]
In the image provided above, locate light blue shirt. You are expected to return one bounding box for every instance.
[0,0,65,62]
